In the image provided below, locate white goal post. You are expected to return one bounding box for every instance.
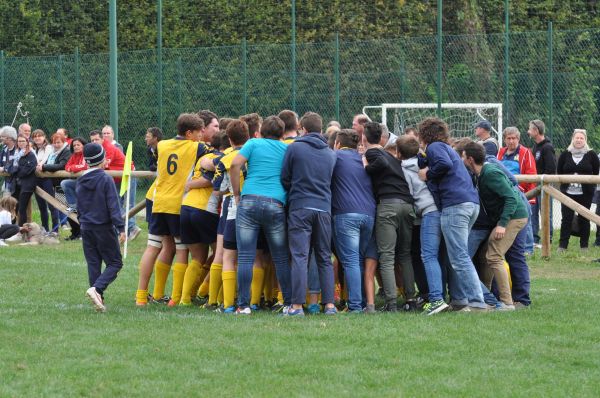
[362,103,503,147]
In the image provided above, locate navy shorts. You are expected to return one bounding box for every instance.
[223,219,237,250]
[217,196,231,236]
[180,205,219,245]
[149,212,181,237]
[145,199,153,224]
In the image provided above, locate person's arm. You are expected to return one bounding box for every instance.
[230,153,248,203]
[17,152,37,178]
[105,176,126,235]
[280,146,293,191]
[364,149,389,174]
[43,149,71,171]
[520,148,537,194]
[425,145,452,181]
[201,156,216,171]
[543,145,557,174]
[590,151,600,176]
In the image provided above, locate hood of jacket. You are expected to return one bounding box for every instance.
[402,156,420,173]
[296,132,329,149]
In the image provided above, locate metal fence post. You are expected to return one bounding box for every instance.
[58,55,64,127]
[504,0,510,125]
[157,0,163,129]
[399,56,405,102]
[334,33,340,122]
[547,21,553,141]
[242,38,247,114]
[436,0,442,116]
[177,56,182,114]
[0,50,4,125]
[291,0,297,112]
[75,47,81,135]
[109,0,119,140]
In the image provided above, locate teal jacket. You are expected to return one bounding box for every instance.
[477,163,528,227]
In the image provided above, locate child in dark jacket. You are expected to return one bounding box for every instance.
[77,143,125,312]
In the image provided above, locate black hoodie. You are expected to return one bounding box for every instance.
[76,168,125,233]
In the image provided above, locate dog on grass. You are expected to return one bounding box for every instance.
[19,222,60,245]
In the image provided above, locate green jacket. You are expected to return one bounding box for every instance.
[477,163,528,227]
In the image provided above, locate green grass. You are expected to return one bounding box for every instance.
[1,230,600,397]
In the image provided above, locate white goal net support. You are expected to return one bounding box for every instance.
[362,103,503,147]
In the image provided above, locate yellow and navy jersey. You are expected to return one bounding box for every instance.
[152,138,212,215]
[212,147,246,197]
[283,136,298,145]
[181,153,219,214]
[145,179,157,201]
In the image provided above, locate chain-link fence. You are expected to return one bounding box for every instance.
[3,27,600,196]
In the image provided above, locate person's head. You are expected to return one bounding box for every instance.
[404,127,418,138]
[502,127,521,152]
[300,112,323,135]
[240,113,263,138]
[460,141,486,173]
[51,132,66,151]
[0,126,17,148]
[396,135,420,160]
[352,114,371,135]
[197,110,219,142]
[363,122,383,145]
[18,123,31,139]
[56,128,69,139]
[217,130,231,151]
[145,127,163,147]
[568,129,590,152]
[16,134,29,151]
[278,110,299,135]
[31,129,48,149]
[176,113,204,141]
[0,195,18,219]
[260,116,285,140]
[70,137,88,154]
[474,120,492,140]
[102,125,115,142]
[219,117,234,131]
[417,117,450,146]
[89,130,103,145]
[328,120,341,129]
[83,143,106,169]
[379,123,391,146]
[527,119,545,141]
[226,119,250,147]
[325,125,340,144]
[327,129,338,149]
[452,137,474,154]
[334,129,359,150]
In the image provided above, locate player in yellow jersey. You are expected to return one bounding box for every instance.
[278,109,299,145]
[135,113,215,306]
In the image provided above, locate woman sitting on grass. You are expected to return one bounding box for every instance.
[0,196,20,246]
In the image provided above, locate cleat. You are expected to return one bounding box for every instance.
[236,307,252,315]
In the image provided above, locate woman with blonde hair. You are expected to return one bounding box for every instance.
[557,129,599,251]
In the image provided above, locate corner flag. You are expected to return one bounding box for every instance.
[120,141,133,197]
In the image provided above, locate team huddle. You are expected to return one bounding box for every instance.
[82,109,533,316]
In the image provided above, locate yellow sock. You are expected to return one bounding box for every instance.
[218,286,224,304]
[193,265,210,296]
[198,279,210,297]
[277,290,283,303]
[180,259,201,305]
[170,262,188,304]
[136,289,148,305]
[152,260,171,299]
[342,284,349,301]
[250,266,265,306]
[222,270,237,309]
[208,263,223,305]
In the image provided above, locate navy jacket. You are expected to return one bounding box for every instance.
[76,168,125,233]
[281,132,336,213]
[10,151,37,193]
[331,149,376,217]
[424,141,479,209]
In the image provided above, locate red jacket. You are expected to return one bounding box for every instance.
[64,151,88,173]
[498,145,537,204]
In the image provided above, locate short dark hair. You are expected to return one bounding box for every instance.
[240,113,262,136]
[335,129,359,149]
[219,117,234,131]
[418,117,450,145]
[462,141,486,165]
[396,135,420,159]
[217,131,231,151]
[404,127,418,136]
[327,130,338,149]
[89,130,101,138]
[354,114,370,125]
[177,113,205,135]
[197,110,218,128]
[260,116,285,140]
[226,119,250,146]
[277,110,298,132]
[300,112,323,134]
[452,137,473,154]
[363,122,382,145]
[146,127,163,141]
[70,137,88,152]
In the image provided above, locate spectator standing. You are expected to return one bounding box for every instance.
[0,126,18,195]
[31,129,58,232]
[474,120,499,156]
[556,129,599,251]
[9,135,37,226]
[145,127,163,172]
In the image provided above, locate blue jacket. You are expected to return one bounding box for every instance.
[331,149,376,217]
[424,141,479,209]
[76,168,125,232]
[281,132,336,213]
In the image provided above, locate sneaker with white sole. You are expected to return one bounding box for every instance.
[6,233,22,242]
[236,306,252,315]
[86,287,106,312]
[0,239,7,247]
[128,226,142,242]
[423,299,449,315]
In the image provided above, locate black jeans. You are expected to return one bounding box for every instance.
[560,192,593,249]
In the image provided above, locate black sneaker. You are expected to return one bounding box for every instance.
[191,295,208,306]
[379,303,398,312]
[65,234,81,241]
[149,295,171,304]
[402,300,418,312]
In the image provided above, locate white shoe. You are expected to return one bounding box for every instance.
[128,226,142,242]
[6,233,22,242]
[0,239,7,246]
[86,287,106,312]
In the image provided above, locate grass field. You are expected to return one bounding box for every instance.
[2,228,600,397]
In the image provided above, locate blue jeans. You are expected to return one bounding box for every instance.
[441,203,486,308]
[420,211,444,302]
[505,222,531,305]
[60,179,77,208]
[236,195,291,307]
[467,228,500,307]
[288,208,334,305]
[333,213,374,311]
[307,252,320,294]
